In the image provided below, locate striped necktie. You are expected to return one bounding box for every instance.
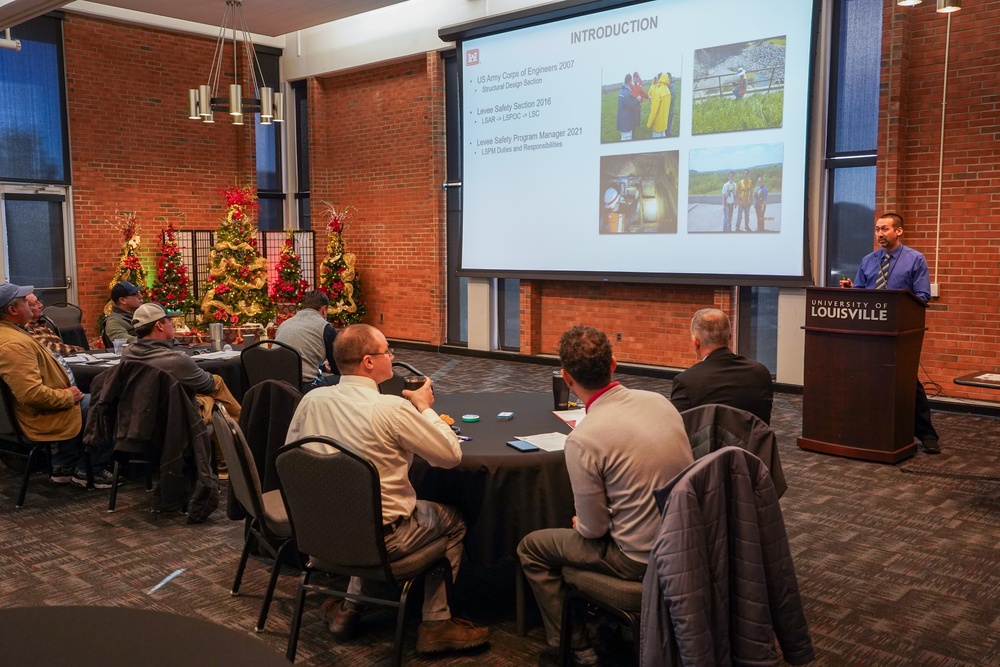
[875,252,890,290]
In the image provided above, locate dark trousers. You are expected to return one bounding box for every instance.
[915,382,938,442]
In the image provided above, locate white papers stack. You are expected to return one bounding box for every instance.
[515,432,567,452]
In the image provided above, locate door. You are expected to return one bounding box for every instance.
[0,186,74,306]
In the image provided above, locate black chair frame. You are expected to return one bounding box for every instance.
[378,360,425,396]
[559,568,642,667]
[213,405,297,633]
[0,378,54,508]
[240,339,303,390]
[107,449,155,512]
[277,436,453,666]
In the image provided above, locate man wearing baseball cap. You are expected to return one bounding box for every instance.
[122,303,241,423]
[0,282,116,488]
[102,280,142,346]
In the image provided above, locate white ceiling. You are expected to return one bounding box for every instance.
[1,0,407,36]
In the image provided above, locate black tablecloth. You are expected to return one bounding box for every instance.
[0,606,287,666]
[410,392,575,565]
[70,352,246,402]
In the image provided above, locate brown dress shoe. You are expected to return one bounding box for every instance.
[320,598,362,639]
[415,618,489,653]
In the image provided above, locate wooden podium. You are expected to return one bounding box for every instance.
[797,287,927,463]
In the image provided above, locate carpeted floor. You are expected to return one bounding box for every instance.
[2,349,999,665]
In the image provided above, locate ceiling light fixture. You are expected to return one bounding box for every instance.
[936,0,961,12]
[897,0,922,6]
[187,0,283,126]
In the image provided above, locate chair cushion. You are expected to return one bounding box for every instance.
[261,489,291,537]
[310,535,448,583]
[563,566,643,611]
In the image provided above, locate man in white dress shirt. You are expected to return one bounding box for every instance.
[284,324,488,654]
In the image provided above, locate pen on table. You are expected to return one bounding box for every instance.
[458,435,473,441]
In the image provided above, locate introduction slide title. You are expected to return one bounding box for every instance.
[570,16,659,44]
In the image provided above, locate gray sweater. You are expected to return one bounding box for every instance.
[566,384,694,562]
[122,337,215,396]
[274,308,334,382]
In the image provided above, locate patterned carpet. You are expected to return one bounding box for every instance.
[2,349,999,665]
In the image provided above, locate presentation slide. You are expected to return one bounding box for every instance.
[458,0,817,281]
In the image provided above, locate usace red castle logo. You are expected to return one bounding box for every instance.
[466,49,480,66]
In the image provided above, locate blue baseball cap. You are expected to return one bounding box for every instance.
[0,282,33,310]
[111,281,141,302]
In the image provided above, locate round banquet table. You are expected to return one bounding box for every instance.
[409,391,575,566]
[68,349,247,402]
[0,606,288,666]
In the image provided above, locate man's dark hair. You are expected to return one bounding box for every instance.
[691,308,730,348]
[624,73,632,85]
[558,325,613,391]
[878,212,904,229]
[300,290,329,311]
[134,321,156,339]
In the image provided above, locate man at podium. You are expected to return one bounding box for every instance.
[839,212,940,454]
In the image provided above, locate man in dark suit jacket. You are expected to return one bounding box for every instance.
[670,308,774,424]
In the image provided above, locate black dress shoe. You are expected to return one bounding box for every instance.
[922,439,941,454]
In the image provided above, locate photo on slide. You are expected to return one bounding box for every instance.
[691,36,786,135]
[687,143,783,234]
[599,150,679,234]
[600,67,681,144]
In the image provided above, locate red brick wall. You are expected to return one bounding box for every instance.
[309,54,447,343]
[878,0,1000,402]
[64,13,254,332]
[520,281,732,366]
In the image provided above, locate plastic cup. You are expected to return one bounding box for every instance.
[113,338,126,355]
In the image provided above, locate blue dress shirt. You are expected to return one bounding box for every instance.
[853,244,930,303]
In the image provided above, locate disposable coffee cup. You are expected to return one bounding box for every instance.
[112,338,126,355]
[242,332,256,347]
[552,370,570,410]
[404,375,426,392]
[209,323,224,352]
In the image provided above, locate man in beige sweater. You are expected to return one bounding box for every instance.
[518,325,694,666]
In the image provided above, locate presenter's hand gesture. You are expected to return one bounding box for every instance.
[839,277,853,289]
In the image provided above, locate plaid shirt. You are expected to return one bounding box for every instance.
[25,319,85,356]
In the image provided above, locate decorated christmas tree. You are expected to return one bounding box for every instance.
[109,210,147,291]
[200,185,275,326]
[269,230,310,305]
[150,221,196,313]
[318,203,366,326]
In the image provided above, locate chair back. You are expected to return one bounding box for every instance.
[0,377,26,444]
[276,437,394,582]
[212,406,266,523]
[41,301,83,330]
[378,360,424,396]
[680,403,787,497]
[241,339,302,389]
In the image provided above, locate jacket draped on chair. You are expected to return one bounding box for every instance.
[84,361,219,522]
[640,447,814,667]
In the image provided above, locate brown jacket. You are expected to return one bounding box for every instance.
[0,320,81,441]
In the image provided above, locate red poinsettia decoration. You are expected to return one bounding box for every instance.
[220,185,259,210]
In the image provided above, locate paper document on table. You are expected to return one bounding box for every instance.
[975,373,1000,382]
[515,432,567,452]
[91,352,119,359]
[553,408,586,429]
[193,350,241,360]
[63,354,96,363]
